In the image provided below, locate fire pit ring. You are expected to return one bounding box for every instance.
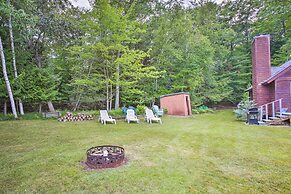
[86,145,125,169]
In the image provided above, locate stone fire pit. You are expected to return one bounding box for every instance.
[86,145,125,169]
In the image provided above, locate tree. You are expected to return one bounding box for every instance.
[254,0,291,66]
[6,0,24,115]
[64,0,160,110]
[15,67,58,112]
[0,35,17,118]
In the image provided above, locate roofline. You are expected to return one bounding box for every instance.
[262,61,291,85]
[160,92,190,98]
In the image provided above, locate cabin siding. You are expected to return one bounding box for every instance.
[275,70,291,111]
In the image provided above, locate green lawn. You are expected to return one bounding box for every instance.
[0,110,290,193]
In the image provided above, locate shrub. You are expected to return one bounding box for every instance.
[109,108,123,117]
[233,99,256,120]
[0,113,44,121]
[136,105,146,115]
[163,108,168,114]
[19,112,42,120]
[192,105,214,114]
[0,114,15,121]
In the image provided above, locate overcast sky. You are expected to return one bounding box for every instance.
[69,0,225,9]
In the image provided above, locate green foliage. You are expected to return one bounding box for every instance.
[192,106,214,114]
[234,99,256,120]
[14,67,58,102]
[163,108,168,115]
[0,114,15,121]
[0,112,43,121]
[1,0,290,111]
[18,112,43,120]
[62,1,161,108]
[136,105,146,115]
[109,108,123,117]
[254,0,291,66]
[0,77,7,99]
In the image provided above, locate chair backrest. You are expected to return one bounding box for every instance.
[146,108,155,119]
[100,110,110,120]
[126,109,136,119]
[153,105,159,112]
[153,105,163,115]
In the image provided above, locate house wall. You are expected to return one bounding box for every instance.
[275,70,291,111]
[252,35,272,106]
[160,94,192,116]
[268,82,276,115]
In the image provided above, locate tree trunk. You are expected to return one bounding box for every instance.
[73,95,81,111]
[39,103,42,113]
[106,79,109,111]
[48,101,55,112]
[0,36,17,118]
[7,2,17,78]
[19,99,24,115]
[104,65,109,111]
[282,20,286,37]
[109,85,113,111]
[3,101,7,115]
[16,99,19,113]
[115,51,120,110]
[7,0,24,115]
[115,64,120,110]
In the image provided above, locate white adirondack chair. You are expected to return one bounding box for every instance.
[99,110,116,125]
[125,109,139,123]
[145,108,162,124]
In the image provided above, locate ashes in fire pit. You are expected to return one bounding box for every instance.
[86,145,125,169]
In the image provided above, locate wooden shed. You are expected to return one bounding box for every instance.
[160,92,192,116]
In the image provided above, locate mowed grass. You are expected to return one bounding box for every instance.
[0,110,290,193]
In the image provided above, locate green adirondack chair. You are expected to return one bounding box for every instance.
[152,105,164,117]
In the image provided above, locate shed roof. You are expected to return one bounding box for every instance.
[160,92,190,98]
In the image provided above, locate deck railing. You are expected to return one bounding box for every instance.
[259,98,283,121]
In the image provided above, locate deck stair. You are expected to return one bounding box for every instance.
[269,116,280,120]
[276,113,288,118]
[269,116,291,126]
[262,116,290,125]
[262,119,272,123]
[258,99,291,126]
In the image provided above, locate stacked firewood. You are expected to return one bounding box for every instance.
[58,112,93,122]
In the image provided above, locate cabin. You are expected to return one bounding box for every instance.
[251,35,291,122]
[160,92,192,116]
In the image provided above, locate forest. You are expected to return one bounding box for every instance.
[0,0,290,118]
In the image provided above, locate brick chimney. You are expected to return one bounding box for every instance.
[252,35,272,106]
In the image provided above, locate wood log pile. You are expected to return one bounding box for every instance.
[58,112,93,122]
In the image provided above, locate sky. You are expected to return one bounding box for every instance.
[69,0,225,9]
